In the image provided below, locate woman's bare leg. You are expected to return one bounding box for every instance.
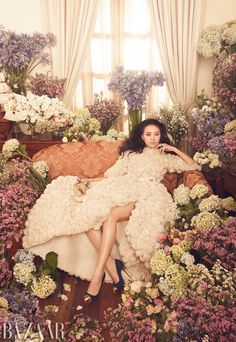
[86,202,135,295]
[87,229,119,282]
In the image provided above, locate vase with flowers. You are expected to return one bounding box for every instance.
[0,27,56,95]
[87,92,122,134]
[4,92,74,140]
[28,73,66,99]
[108,66,165,132]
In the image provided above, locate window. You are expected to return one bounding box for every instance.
[76,0,170,129]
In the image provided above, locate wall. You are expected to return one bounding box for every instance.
[197,0,236,94]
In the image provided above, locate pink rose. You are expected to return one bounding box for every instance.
[158,232,168,243]
[173,238,181,245]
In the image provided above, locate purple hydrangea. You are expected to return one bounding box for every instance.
[108,66,165,110]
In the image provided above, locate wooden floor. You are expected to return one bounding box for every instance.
[39,270,121,341]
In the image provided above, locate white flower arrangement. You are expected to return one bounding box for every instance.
[32,160,49,179]
[4,91,74,134]
[2,138,20,157]
[31,275,57,299]
[191,211,221,231]
[62,107,101,142]
[173,184,190,205]
[198,195,222,212]
[90,128,127,142]
[189,184,209,199]
[153,104,189,146]
[197,21,236,58]
[193,150,221,169]
[222,197,236,211]
[13,262,36,286]
[224,119,236,133]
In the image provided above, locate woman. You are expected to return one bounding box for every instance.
[23,119,200,303]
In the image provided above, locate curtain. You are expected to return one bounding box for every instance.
[148,0,206,107]
[47,0,99,109]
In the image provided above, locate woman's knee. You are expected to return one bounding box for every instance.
[109,202,135,222]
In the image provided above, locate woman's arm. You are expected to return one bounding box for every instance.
[157,143,195,165]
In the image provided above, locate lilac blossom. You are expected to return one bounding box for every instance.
[87,92,122,134]
[213,52,236,112]
[0,259,12,288]
[191,217,236,271]
[207,136,228,159]
[0,27,56,94]
[29,73,66,98]
[108,66,165,110]
[173,295,236,342]
[3,287,39,316]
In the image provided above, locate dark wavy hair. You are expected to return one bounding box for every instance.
[119,118,170,155]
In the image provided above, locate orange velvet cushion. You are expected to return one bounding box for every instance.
[32,141,122,179]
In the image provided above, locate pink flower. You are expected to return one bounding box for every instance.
[173,238,181,245]
[158,232,168,243]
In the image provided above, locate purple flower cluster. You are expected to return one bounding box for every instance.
[0,29,56,70]
[0,259,12,288]
[29,73,66,98]
[191,217,236,271]
[0,160,39,252]
[108,66,165,110]
[105,306,155,342]
[213,53,236,112]
[192,106,231,141]
[3,287,39,317]
[87,93,122,134]
[173,295,236,342]
[207,135,228,159]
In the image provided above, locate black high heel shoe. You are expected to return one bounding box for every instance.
[113,259,130,294]
[84,273,106,303]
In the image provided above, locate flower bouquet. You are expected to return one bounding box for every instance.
[28,73,66,99]
[62,108,101,142]
[197,20,236,58]
[108,66,165,132]
[87,92,122,134]
[154,104,189,146]
[4,91,74,137]
[0,27,56,95]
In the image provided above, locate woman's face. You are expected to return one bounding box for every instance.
[141,124,161,148]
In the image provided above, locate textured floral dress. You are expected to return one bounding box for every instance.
[23,147,200,281]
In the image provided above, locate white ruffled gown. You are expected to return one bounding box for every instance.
[23,148,200,282]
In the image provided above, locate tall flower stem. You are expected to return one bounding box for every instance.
[128,109,143,133]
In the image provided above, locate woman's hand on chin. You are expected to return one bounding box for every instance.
[157,143,177,153]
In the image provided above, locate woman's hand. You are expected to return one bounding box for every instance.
[157,143,177,153]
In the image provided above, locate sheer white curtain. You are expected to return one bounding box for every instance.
[47,0,99,109]
[149,0,206,107]
[76,0,170,130]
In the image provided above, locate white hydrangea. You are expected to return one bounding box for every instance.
[224,119,236,133]
[15,332,43,342]
[199,195,221,212]
[0,297,8,309]
[191,211,221,230]
[13,249,35,265]
[31,275,56,299]
[32,160,49,178]
[197,22,236,58]
[193,150,221,169]
[180,252,195,267]
[173,184,190,205]
[222,197,236,211]
[2,139,20,157]
[13,262,36,286]
[190,184,209,199]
